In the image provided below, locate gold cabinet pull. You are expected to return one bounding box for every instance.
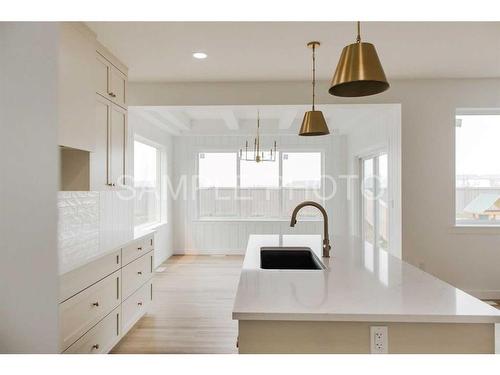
[137,302,143,306]
[92,302,99,307]
[137,247,143,251]
[92,344,100,350]
[137,271,142,275]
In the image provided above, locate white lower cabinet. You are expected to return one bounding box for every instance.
[122,236,154,266]
[60,233,155,353]
[122,280,153,333]
[64,306,121,354]
[122,251,153,300]
[60,270,121,351]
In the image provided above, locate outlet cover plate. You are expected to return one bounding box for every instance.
[370,326,388,354]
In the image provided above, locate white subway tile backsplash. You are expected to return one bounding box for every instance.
[58,192,99,274]
[58,190,133,274]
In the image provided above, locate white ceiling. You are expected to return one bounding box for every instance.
[129,104,398,136]
[87,22,500,82]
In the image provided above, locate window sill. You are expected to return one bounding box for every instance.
[194,218,323,223]
[449,224,500,235]
[134,221,168,239]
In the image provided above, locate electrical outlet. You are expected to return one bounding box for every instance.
[370,326,388,354]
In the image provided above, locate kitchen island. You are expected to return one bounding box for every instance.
[232,234,500,354]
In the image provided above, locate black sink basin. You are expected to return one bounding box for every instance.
[260,247,325,270]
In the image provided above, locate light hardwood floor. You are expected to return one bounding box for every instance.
[111,255,243,354]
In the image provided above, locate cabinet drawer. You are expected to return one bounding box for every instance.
[122,280,152,333]
[122,252,154,300]
[59,249,121,303]
[60,270,121,351]
[64,306,121,354]
[122,234,154,266]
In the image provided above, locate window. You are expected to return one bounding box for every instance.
[240,152,279,188]
[282,152,322,218]
[455,112,500,225]
[198,152,237,188]
[134,138,165,229]
[197,151,323,220]
[198,153,238,218]
[361,152,389,251]
[282,152,321,188]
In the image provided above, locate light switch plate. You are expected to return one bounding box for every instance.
[370,326,388,354]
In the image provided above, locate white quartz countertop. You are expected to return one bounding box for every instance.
[232,234,500,323]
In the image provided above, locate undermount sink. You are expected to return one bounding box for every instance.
[260,247,326,270]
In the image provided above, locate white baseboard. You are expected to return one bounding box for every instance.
[465,290,500,300]
[174,248,245,256]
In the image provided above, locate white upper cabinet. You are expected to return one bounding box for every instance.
[96,52,127,109]
[91,95,112,190]
[91,45,129,191]
[91,96,127,190]
[109,66,127,108]
[110,104,127,187]
[96,54,110,97]
[58,23,97,152]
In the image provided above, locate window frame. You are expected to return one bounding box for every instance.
[133,134,167,231]
[196,148,325,221]
[454,108,500,229]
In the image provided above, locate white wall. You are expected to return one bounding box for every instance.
[172,134,347,254]
[130,78,500,296]
[0,23,60,353]
[129,113,175,266]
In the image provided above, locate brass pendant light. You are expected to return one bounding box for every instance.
[329,22,389,97]
[299,41,330,136]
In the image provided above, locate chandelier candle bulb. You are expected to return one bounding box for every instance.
[239,111,278,163]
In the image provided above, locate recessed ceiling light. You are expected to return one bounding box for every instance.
[192,52,207,59]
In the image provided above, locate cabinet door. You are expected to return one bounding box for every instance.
[91,95,112,190]
[96,53,110,99]
[110,104,127,187]
[58,23,96,151]
[109,66,127,109]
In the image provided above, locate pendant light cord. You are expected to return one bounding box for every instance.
[356,21,361,43]
[312,43,316,111]
[256,111,260,155]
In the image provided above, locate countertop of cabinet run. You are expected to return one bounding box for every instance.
[232,234,500,324]
[59,230,156,276]
[134,227,158,241]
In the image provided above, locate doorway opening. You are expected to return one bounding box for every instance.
[361,152,389,253]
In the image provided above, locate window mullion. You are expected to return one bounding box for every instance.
[279,151,284,219]
[374,156,380,251]
[237,152,241,218]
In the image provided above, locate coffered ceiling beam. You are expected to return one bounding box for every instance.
[221,110,239,130]
[133,110,181,136]
[278,110,298,129]
[152,109,192,132]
